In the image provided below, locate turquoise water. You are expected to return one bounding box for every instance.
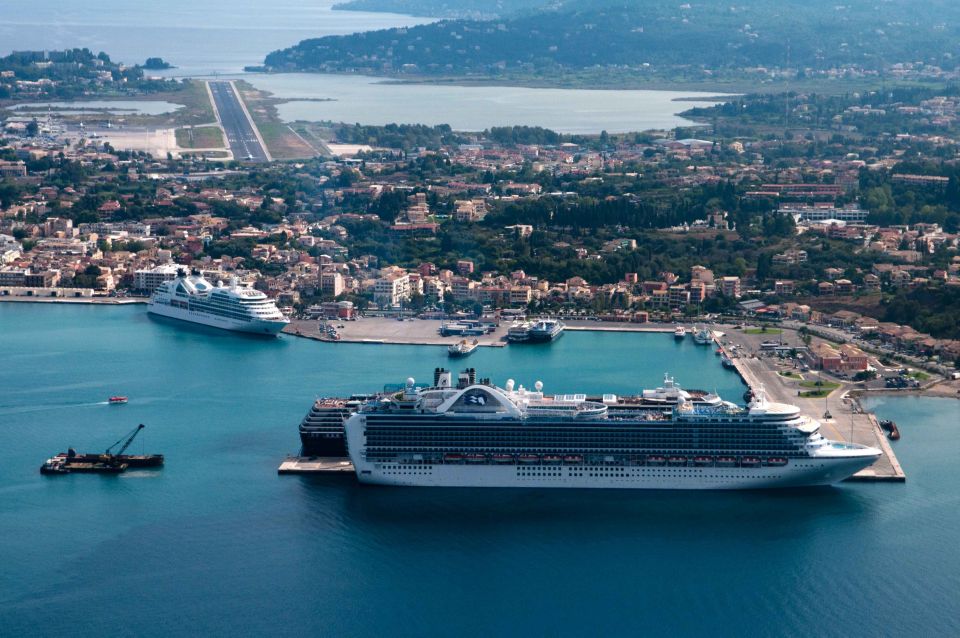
[1,304,958,637]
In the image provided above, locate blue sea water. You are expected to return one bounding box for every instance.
[0,304,958,637]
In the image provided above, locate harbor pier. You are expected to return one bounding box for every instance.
[717,333,906,482]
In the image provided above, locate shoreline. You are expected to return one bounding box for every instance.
[0,296,148,305]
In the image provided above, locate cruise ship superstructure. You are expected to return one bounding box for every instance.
[148,270,289,335]
[342,369,882,489]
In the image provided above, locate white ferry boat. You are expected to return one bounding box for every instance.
[527,318,565,342]
[343,369,882,489]
[448,339,479,358]
[148,269,289,336]
[635,373,723,408]
[506,321,533,342]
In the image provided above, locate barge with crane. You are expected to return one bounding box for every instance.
[40,424,164,475]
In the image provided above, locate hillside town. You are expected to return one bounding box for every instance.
[3,69,960,369]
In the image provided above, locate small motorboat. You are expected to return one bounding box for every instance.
[108,396,128,405]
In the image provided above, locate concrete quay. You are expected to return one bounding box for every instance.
[717,333,906,482]
[284,316,510,347]
[278,456,354,475]
[283,317,684,346]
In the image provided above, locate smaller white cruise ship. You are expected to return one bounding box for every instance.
[148,269,289,336]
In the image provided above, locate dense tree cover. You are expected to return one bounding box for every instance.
[486,126,562,146]
[860,166,960,232]
[266,0,960,76]
[0,49,176,99]
[883,286,960,340]
[332,122,465,150]
[685,86,960,138]
[143,57,172,70]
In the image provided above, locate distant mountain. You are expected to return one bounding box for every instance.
[266,0,960,79]
[332,0,551,19]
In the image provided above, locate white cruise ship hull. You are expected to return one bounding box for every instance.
[351,456,877,490]
[148,301,288,336]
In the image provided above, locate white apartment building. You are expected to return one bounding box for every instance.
[374,273,411,307]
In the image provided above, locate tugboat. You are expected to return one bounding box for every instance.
[108,396,128,405]
[879,419,901,440]
[448,339,479,358]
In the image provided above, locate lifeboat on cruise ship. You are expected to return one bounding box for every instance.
[668,456,688,466]
[693,456,714,466]
[492,454,515,464]
[766,457,788,466]
[740,456,761,467]
[647,455,666,466]
[518,454,540,464]
[542,455,562,464]
[108,396,128,405]
[465,454,487,463]
[443,453,464,463]
[716,456,737,467]
[563,455,583,465]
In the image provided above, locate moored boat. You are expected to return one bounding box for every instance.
[148,269,289,336]
[506,321,533,342]
[332,368,882,489]
[448,339,479,358]
[527,318,565,342]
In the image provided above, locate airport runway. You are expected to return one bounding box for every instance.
[208,81,269,162]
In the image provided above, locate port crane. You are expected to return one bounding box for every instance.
[106,424,146,458]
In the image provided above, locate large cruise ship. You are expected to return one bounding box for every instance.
[148,269,289,335]
[342,368,882,489]
[299,395,373,457]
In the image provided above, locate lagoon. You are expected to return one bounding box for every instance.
[12,100,184,116]
[249,73,726,133]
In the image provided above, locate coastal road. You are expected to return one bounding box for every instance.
[207,81,270,162]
